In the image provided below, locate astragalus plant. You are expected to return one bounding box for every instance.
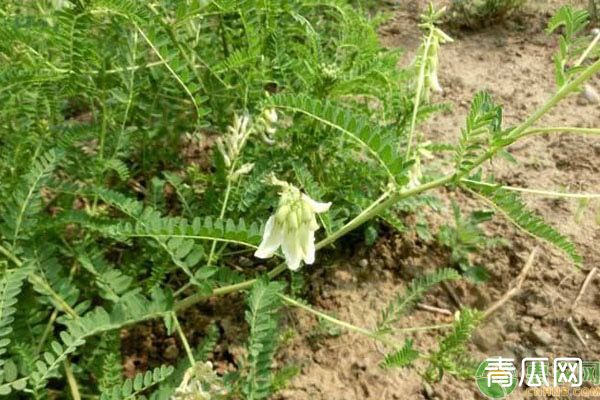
[0,1,598,398]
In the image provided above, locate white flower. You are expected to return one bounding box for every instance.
[406,161,421,189]
[254,183,331,271]
[172,361,226,400]
[429,70,443,93]
[263,108,278,124]
[229,162,254,181]
[260,108,278,135]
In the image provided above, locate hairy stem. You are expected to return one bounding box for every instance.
[460,57,600,177]
[516,126,600,140]
[64,359,81,400]
[172,312,195,367]
[462,179,600,199]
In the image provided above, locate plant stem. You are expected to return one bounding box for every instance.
[172,312,195,367]
[280,294,452,348]
[36,309,59,355]
[396,323,453,333]
[516,126,600,139]
[64,359,81,400]
[279,294,400,349]
[0,244,79,318]
[206,165,236,267]
[575,29,600,67]
[280,294,373,336]
[0,243,22,266]
[462,179,600,199]
[463,57,600,176]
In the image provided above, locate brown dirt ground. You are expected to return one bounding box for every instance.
[270,1,600,399]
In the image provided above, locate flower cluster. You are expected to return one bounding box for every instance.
[216,109,279,182]
[416,12,452,98]
[254,179,331,271]
[424,27,452,95]
[172,362,226,400]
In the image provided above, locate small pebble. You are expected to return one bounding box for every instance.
[528,303,550,318]
[578,84,600,105]
[530,328,553,346]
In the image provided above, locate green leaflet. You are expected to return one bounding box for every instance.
[454,91,503,176]
[380,339,420,369]
[244,279,286,400]
[29,288,173,392]
[268,94,409,184]
[426,308,482,381]
[378,268,460,333]
[100,365,174,400]
[0,267,31,372]
[465,180,582,265]
[1,149,62,246]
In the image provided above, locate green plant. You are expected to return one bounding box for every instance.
[446,0,525,28]
[1,1,599,398]
[438,202,505,281]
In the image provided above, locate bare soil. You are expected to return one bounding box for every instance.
[271,1,600,399]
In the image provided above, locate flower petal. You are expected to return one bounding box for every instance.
[303,230,316,265]
[430,72,443,93]
[297,224,310,260]
[281,231,302,271]
[302,194,331,213]
[254,216,282,259]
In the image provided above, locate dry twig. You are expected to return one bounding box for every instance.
[417,303,453,316]
[483,247,538,319]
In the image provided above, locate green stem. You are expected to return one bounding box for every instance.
[516,126,600,140]
[174,263,286,312]
[514,58,600,137]
[280,294,452,348]
[462,179,600,199]
[206,166,236,266]
[36,309,59,355]
[461,57,600,177]
[0,243,22,266]
[172,312,195,367]
[575,30,600,67]
[64,359,81,400]
[279,294,399,349]
[0,244,79,318]
[165,53,600,314]
[405,27,434,158]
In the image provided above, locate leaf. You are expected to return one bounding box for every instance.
[1,149,62,244]
[99,365,174,400]
[380,339,420,369]
[465,180,581,265]
[268,94,409,184]
[454,92,502,176]
[243,279,286,400]
[0,267,30,370]
[378,268,460,333]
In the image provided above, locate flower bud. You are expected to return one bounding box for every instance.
[264,108,278,124]
[275,204,290,224]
